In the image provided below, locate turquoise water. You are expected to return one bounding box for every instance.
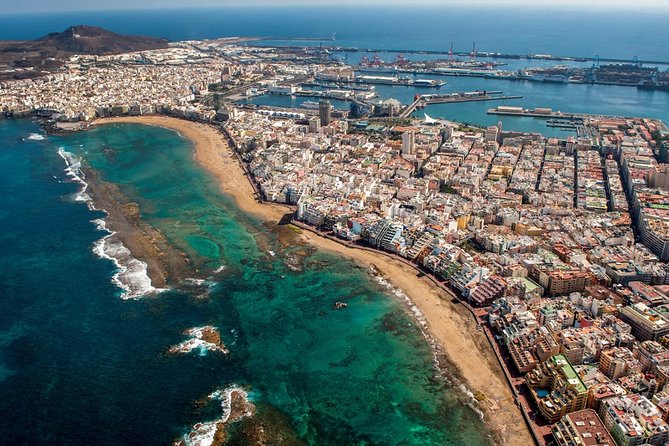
[0,119,490,445]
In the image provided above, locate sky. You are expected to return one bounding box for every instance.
[3,0,669,14]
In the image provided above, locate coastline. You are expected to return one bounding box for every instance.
[93,115,533,445]
[56,145,195,297]
[83,167,196,292]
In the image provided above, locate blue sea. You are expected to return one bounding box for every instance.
[0,119,490,445]
[1,6,668,61]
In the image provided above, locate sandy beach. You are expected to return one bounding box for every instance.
[95,115,533,445]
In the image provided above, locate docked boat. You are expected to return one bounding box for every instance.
[413,79,446,88]
[301,100,320,109]
[529,74,569,83]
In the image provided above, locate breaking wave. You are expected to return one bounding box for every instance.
[168,326,229,356]
[57,148,163,299]
[177,386,254,446]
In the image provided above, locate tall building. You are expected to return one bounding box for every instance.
[220,64,233,82]
[537,269,593,296]
[319,100,331,126]
[598,347,642,380]
[526,354,588,423]
[440,125,453,143]
[401,131,415,156]
[308,116,320,133]
[485,125,499,143]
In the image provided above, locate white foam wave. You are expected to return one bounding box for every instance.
[181,421,218,446]
[57,147,165,300]
[169,326,229,356]
[92,232,163,300]
[180,386,253,446]
[91,218,107,231]
[181,277,217,299]
[57,148,92,205]
[212,265,226,274]
[26,133,46,141]
[183,278,207,286]
[372,271,484,420]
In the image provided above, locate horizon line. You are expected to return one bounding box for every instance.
[3,2,669,15]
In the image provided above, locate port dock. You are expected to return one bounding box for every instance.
[487,106,584,119]
[336,75,446,88]
[399,91,522,118]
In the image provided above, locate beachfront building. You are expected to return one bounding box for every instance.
[552,409,615,446]
[526,355,588,423]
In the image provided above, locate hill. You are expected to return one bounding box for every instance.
[0,25,170,80]
[35,25,169,55]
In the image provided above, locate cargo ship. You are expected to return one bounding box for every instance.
[352,75,445,87]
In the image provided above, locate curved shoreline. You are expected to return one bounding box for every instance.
[93,115,533,445]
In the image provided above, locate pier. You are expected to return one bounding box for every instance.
[424,93,522,105]
[399,91,522,118]
[325,46,669,67]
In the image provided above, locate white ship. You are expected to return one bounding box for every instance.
[413,79,446,88]
[529,74,569,83]
[301,101,320,109]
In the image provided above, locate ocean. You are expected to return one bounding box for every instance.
[0,119,490,445]
[1,6,669,61]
